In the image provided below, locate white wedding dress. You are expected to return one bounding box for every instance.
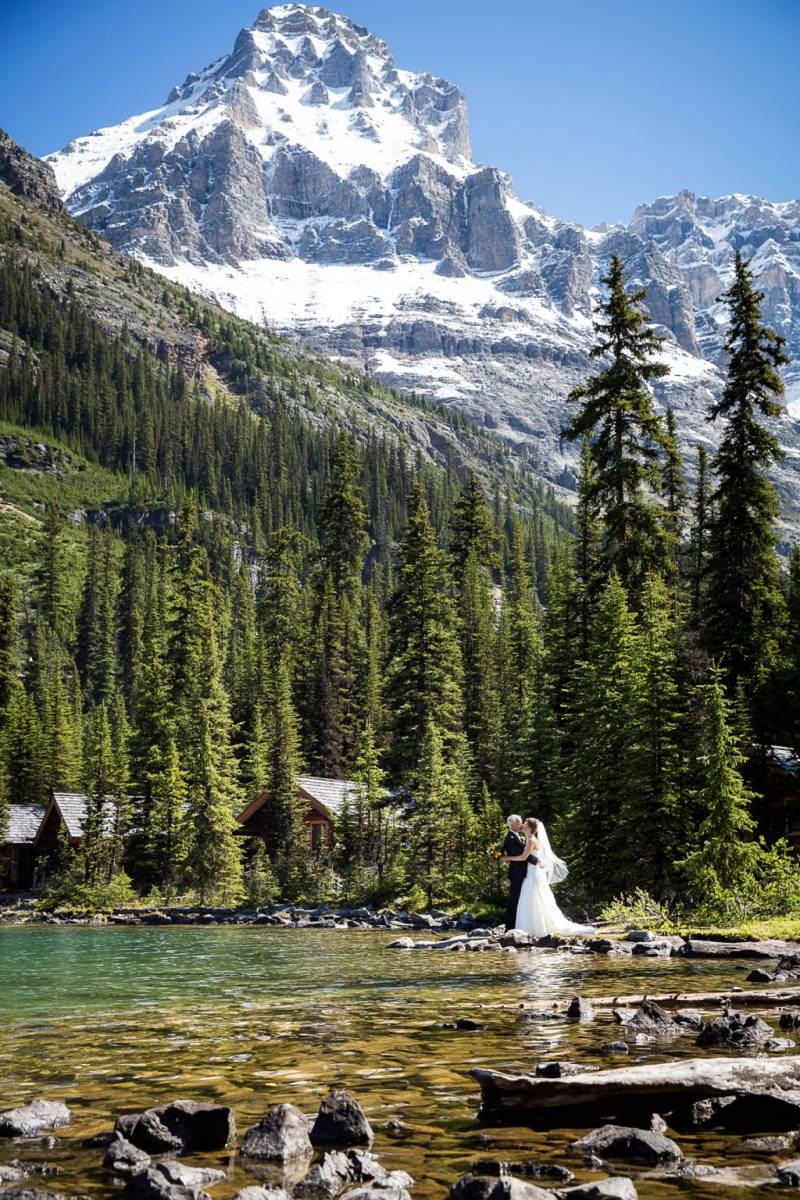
[514,823,595,937]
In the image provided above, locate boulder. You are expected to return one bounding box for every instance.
[233,1190,289,1200]
[339,1189,410,1200]
[123,1163,217,1200]
[103,1137,152,1176]
[572,1126,682,1164]
[696,1013,772,1049]
[450,1176,552,1200]
[310,1090,373,1148]
[0,1100,71,1138]
[742,1134,798,1151]
[746,968,776,984]
[560,1182,637,1200]
[295,1151,356,1200]
[119,1101,234,1154]
[241,1104,312,1162]
[566,998,595,1023]
[625,931,656,943]
[705,1090,800,1132]
[612,1001,682,1037]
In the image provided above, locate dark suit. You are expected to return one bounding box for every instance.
[503,829,528,930]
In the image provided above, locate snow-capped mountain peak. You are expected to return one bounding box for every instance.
[48,5,800,527]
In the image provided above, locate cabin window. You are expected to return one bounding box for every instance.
[310,822,325,853]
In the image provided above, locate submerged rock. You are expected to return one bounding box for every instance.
[103,1136,151,1177]
[696,1013,772,1049]
[310,1090,373,1148]
[241,1104,312,1163]
[560,1182,637,1200]
[572,1126,682,1164]
[566,998,595,1023]
[450,1175,552,1200]
[0,1101,71,1138]
[118,1101,234,1154]
[469,1161,574,1183]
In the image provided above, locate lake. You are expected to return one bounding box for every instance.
[0,926,781,1198]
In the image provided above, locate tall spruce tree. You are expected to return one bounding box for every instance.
[689,445,711,624]
[559,573,643,900]
[0,573,18,713]
[263,654,307,897]
[145,738,187,901]
[575,436,602,653]
[661,406,688,579]
[385,484,464,786]
[319,431,369,592]
[677,670,762,910]
[704,252,788,684]
[565,254,670,596]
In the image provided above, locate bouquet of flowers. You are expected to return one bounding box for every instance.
[486,842,504,861]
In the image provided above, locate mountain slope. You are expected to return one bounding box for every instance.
[47,4,800,528]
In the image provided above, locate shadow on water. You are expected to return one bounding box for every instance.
[0,925,792,1198]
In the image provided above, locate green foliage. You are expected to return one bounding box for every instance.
[564,253,670,596]
[704,252,788,687]
[37,869,139,914]
[598,888,674,930]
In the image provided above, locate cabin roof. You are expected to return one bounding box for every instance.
[5,804,48,844]
[49,792,117,839]
[237,774,358,826]
[296,775,357,818]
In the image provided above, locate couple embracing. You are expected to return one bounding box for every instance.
[502,815,594,937]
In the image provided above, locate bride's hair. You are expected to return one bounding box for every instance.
[525,817,539,834]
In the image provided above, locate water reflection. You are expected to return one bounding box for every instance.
[0,927,785,1198]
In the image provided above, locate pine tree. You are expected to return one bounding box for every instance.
[81,703,115,885]
[661,407,688,579]
[146,738,187,901]
[704,252,788,685]
[0,573,18,712]
[408,721,473,907]
[559,573,643,900]
[32,504,71,641]
[319,431,368,592]
[575,436,602,652]
[385,484,464,786]
[565,253,670,596]
[458,546,498,789]
[2,686,45,806]
[677,670,761,909]
[263,655,307,897]
[451,473,497,573]
[689,445,711,624]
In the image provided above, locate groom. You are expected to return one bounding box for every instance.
[502,814,527,930]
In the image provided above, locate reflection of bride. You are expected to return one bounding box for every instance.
[507,818,595,937]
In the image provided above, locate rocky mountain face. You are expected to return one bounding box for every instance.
[48,4,800,527]
[0,127,64,210]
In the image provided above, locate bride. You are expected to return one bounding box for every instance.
[504,817,594,937]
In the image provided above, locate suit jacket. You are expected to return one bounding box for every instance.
[503,830,528,882]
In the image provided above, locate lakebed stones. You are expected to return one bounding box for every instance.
[241,1104,312,1163]
[0,1101,71,1138]
[612,1001,682,1039]
[124,1162,225,1200]
[469,1161,575,1183]
[572,1126,682,1165]
[450,1176,553,1200]
[117,1101,234,1154]
[103,1136,151,1177]
[560,1182,637,1200]
[310,1090,373,1149]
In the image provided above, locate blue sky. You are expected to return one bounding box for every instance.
[2,0,798,226]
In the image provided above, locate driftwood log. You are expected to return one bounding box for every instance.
[516,986,800,1014]
[471,1056,800,1120]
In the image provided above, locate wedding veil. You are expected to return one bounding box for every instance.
[537,822,569,885]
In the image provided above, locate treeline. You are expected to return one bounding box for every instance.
[1,246,799,921]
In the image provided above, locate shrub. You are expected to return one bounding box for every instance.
[599,888,674,930]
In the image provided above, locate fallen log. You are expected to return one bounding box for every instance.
[471,1055,800,1121]
[526,986,800,1013]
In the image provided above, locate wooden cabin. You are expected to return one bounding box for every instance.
[32,791,117,878]
[2,804,47,890]
[237,775,357,853]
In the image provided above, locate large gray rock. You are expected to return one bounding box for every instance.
[560,1182,637,1200]
[696,1013,772,1049]
[117,1100,234,1154]
[310,1089,373,1148]
[241,1104,313,1163]
[103,1136,151,1176]
[0,1100,71,1138]
[450,1176,552,1200]
[572,1126,682,1164]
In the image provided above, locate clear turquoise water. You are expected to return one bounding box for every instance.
[0,926,784,1198]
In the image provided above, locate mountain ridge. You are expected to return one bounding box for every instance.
[46,3,800,526]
